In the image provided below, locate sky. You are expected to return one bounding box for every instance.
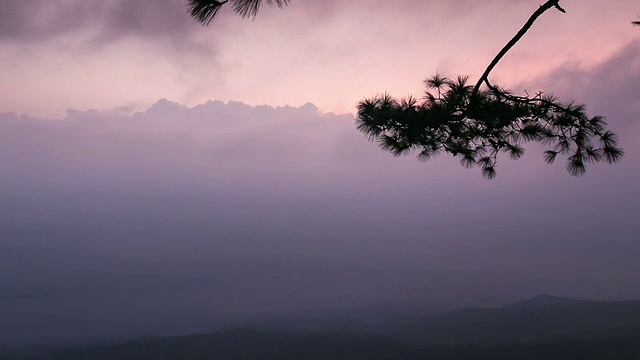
[1,0,639,346]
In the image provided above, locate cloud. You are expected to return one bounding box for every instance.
[527,39,640,130]
[0,0,532,44]
[2,0,636,119]
[0,0,205,45]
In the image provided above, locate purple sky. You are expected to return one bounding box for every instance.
[1,0,638,116]
[1,0,639,346]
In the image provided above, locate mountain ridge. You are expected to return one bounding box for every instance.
[402,294,640,345]
[5,295,640,359]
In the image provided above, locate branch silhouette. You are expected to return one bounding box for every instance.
[471,1,564,101]
[356,0,623,179]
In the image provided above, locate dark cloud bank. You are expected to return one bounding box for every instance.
[0,0,198,43]
[0,0,532,44]
[1,42,639,346]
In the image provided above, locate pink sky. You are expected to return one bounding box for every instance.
[0,0,638,117]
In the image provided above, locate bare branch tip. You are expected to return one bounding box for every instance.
[553,2,566,13]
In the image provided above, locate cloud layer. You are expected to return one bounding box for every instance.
[0,0,201,43]
[1,0,637,117]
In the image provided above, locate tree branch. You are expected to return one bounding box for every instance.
[470,1,567,101]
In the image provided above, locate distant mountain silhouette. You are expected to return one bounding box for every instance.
[501,294,581,309]
[6,295,640,359]
[403,295,640,345]
[11,328,640,360]
[15,329,411,360]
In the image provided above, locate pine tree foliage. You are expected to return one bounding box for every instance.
[187,0,290,25]
[355,76,623,179]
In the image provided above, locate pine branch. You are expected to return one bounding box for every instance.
[355,0,623,179]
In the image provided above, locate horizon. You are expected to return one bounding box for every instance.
[4,292,640,348]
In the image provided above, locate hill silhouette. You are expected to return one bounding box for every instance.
[5,295,640,359]
[403,294,640,345]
